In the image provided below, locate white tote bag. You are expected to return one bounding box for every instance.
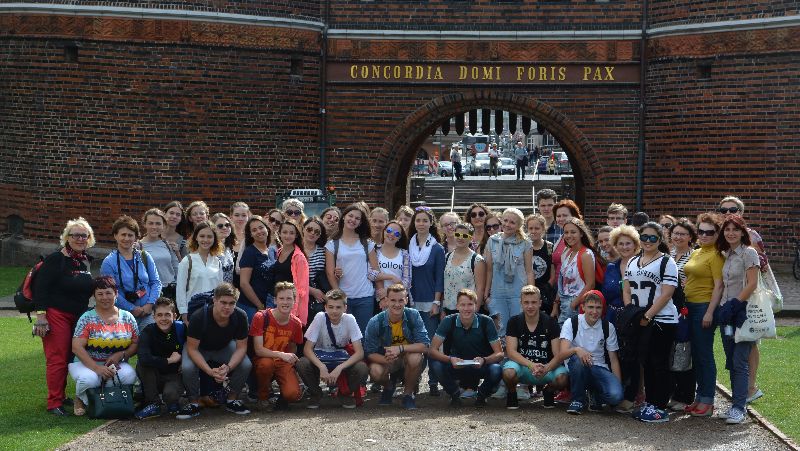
[735,273,777,343]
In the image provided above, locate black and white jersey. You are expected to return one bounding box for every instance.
[624,254,679,324]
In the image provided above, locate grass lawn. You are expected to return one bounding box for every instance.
[0,266,29,297]
[0,317,104,450]
[714,326,800,442]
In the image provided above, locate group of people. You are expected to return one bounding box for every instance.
[31,192,777,426]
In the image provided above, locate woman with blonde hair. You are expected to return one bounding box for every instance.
[369,207,390,245]
[525,213,555,315]
[185,201,210,232]
[281,198,307,225]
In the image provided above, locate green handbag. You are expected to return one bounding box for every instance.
[86,374,135,419]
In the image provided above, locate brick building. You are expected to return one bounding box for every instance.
[1,1,798,261]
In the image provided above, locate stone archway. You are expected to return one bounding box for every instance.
[379,91,601,212]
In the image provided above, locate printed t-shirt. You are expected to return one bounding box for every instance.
[248,309,303,352]
[390,320,408,345]
[505,313,560,364]
[624,254,679,324]
[73,309,139,362]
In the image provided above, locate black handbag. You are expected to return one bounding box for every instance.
[86,374,134,419]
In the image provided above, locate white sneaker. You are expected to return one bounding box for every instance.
[725,407,747,424]
[491,385,507,399]
[517,385,531,401]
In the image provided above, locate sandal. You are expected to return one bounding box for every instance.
[73,398,86,416]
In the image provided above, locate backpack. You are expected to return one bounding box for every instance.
[14,255,47,321]
[571,315,610,366]
[577,247,605,289]
[660,255,686,310]
[445,251,477,273]
[614,304,647,365]
[333,238,370,264]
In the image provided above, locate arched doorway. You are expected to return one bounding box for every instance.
[379,91,600,213]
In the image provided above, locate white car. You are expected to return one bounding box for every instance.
[500,158,516,175]
[438,161,453,177]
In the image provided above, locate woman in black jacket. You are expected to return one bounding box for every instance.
[33,217,96,415]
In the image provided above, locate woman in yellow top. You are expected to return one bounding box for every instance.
[681,213,724,417]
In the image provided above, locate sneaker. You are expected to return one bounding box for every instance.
[176,403,200,420]
[379,385,395,406]
[450,393,463,407]
[475,393,487,407]
[428,385,440,397]
[167,403,180,414]
[273,397,290,411]
[566,401,584,415]
[615,399,635,414]
[588,402,604,413]
[746,389,764,404]
[461,388,477,399]
[638,404,669,423]
[402,394,417,410]
[725,407,747,424]
[554,390,571,404]
[506,391,519,410]
[341,396,357,409]
[134,402,162,420]
[369,383,383,394]
[490,385,506,399]
[48,406,69,416]
[247,392,259,404]
[689,403,714,417]
[542,390,555,409]
[517,385,531,401]
[307,396,321,409]
[225,400,250,415]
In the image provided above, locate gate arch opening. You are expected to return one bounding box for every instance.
[379,91,601,213]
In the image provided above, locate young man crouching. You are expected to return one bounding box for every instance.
[502,285,568,409]
[364,284,430,410]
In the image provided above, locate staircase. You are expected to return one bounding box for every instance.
[421,178,564,218]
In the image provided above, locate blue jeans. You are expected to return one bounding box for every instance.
[567,355,623,406]
[419,310,441,386]
[347,296,374,334]
[236,301,259,393]
[687,302,717,405]
[721,331,753,410]
[558,294,578,326]
[429,360,502,397]
[487,294,521,337]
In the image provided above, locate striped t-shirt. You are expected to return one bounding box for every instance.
[624,254,679,324]
[73,309,139,362]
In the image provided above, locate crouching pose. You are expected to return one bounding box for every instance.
[364,284,430,410]
[557,291,623,415]
[502,285,568,409]
[429,289,504,407]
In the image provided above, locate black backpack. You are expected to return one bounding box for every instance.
[571,315,610,366]
[614,304,647,365]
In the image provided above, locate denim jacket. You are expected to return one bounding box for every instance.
[363,307,430,355]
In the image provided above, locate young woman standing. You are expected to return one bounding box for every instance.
[211,213,237,285]
[229,202,251,287]
[175,221,224,324]
[321,206,341,239]
[374,220,412,308]
[275,220,310,326]
[550,200,583,294]
[265,209,285,248]
[163,201,189,258]
[303,217,328,319]
[553,217,594,326]
[185,201,210,232]
[526,214,555,315]
[369,207,390,245]
[443,223,485,316]
[463,203,491,252]
[394,205,414,235]
[603,225,641,325]
[238,216,277,323]
[438,212,460,253]
[139,209,179,300]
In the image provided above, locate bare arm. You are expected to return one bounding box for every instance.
[736,266,759,302]
[483,246,493,302]
[238,267,265,310]
[325,249,339,290]
[474,260,486,307]
[570,252,595,310]
[524,248,535,285]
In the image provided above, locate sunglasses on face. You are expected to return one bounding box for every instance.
[486,223,501,230]
[385,227,402,238]
[718,206,740,214]
[216,223,232,229]
[268,217,282,225]
[697,229,717,236]
[639,234,660,243]
[305,227,321,235]
[285,209,302,216]
[68,233,89,240]
[470,210,486,218]
[660,223,674,229]
[415,206,432,212]
[454,232,473,239]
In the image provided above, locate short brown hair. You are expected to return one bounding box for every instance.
[456,288,478,304]
[141,208,168,238]
[213,282,239,300]
[154,297,176,311]
[274,281,296,297]
[606,203,628,218]
[112,215,139,236]
[324,288,348,305]
[386,283,407,296]
[520,285,541,300]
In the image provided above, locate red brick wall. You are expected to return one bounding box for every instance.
[649,1,799,26]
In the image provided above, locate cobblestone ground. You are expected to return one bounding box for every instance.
[61,386,788,451]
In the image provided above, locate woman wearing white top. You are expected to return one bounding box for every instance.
[325,204,379,333]
[374,220,412,308]
[175,221,224,324]
[623,222,678,423]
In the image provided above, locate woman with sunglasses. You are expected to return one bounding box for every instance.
[682,213,724,417]
[463,203,491,252]
[303,217,329,318]
[658,215,677,245]
[265,209,285,248]
[394,205,414,235]
[325,204,379,333]
[210,213,237,284]
[139,209,180,300]
[408,206,446,395]
[438,212,460,253]
[374,221,411,308]
[274,220,310,325]
[443,223,485,316]
[33,217,96,416]
[185,201,210,232]
[163,201,190,259]
[369,207,390,245]
[321,206,341,239]
[239,216,278,322]
[715,215,760,424]
[478,213,502,256]
[281,198,307,226]
[622,222,679,423]
[526,214,555,315]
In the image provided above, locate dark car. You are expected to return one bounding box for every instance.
[537,156,549,174]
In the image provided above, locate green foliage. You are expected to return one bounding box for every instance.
[715,326,800,442]
[0,266,29,297]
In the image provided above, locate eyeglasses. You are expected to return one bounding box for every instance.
[639,234,660,243]
[268,217,282,225]
[441,222,457,229]
[718,206,740,214]
[385,227,401,238]
[305,227,321,236]
[671,231,689,237]
[697,229,717,236]
[216,223,232,229]
[285,209,302,217]
[660,223,674,229]
[415,206,432,212]
[454,232,473,239]
[470,210,486,218]
[486,223,501,230]
[68,233,89,240]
